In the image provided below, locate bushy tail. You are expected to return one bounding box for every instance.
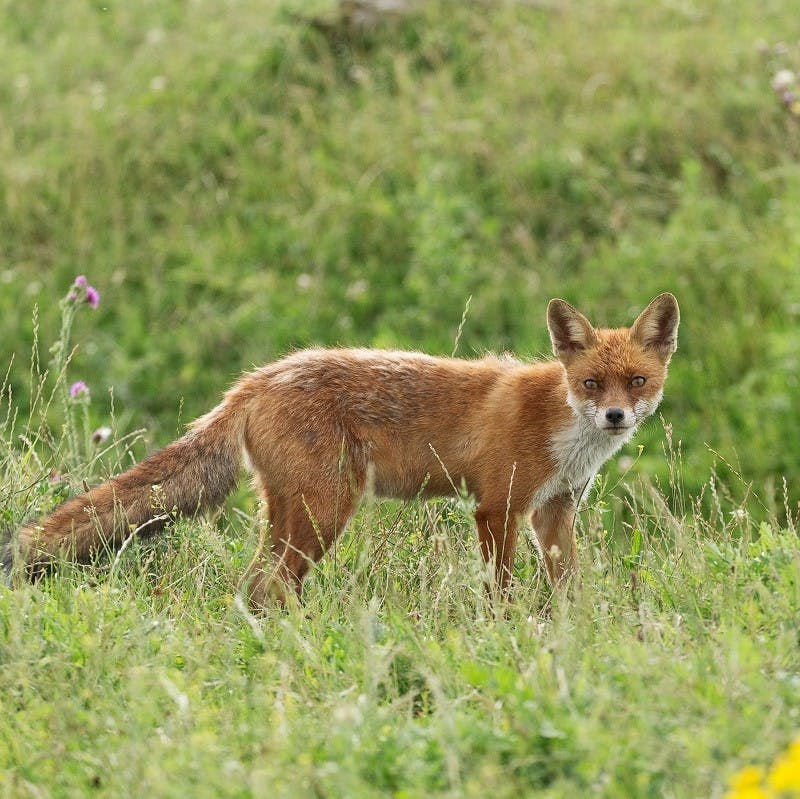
[6,400,245,579]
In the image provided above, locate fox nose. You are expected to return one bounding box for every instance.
[605,407,625,424]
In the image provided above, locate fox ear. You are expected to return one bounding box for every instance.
[630,293,680,359]
[547,299,598,363]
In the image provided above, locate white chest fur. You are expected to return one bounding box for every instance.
[537,417,635,507]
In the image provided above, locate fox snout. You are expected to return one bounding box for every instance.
[594,392,663,434]
[567,385,663,438]
[600,405,635,434]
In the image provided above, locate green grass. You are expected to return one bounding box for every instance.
[2,0,800,796]
[1,0,800,498]
[2,475,798,798]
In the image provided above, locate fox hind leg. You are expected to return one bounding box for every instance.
[474,503,520,597]
[240,480,361,610]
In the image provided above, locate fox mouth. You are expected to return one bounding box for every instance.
[601,424,633,436]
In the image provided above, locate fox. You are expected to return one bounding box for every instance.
[6,293,679,608]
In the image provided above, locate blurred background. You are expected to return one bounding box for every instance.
[1,0,799,512]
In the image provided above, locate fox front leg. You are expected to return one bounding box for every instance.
[530,494,578,587]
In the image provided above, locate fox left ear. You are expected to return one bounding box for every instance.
[630,293,680,359]
[547,298,599,364]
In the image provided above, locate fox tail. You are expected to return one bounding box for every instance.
[3,398,245,580]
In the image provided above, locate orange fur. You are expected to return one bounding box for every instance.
[10,294,679,608]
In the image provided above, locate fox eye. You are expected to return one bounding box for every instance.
[583,379,599,389]
[630,376,647,388]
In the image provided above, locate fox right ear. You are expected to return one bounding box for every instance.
[547,299,598,363]
[630,293,680,360]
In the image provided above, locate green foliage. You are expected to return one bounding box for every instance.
[2,1,800,796]
[1,480,799,797]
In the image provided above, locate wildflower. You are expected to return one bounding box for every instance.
[768,738,800,792]
[725,765,768,799]
[772,69,797,92]
[781,90,800,116]
[86,285,100,309]
[69,381,89,399]
[69,275,99,308]
[92,426,112,444]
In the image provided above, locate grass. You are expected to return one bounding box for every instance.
[2,469,798,798]
[2,0,800,796]
[1,0,800,498]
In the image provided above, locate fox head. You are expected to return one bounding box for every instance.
[547,293,680,437]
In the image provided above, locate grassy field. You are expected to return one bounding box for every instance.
[2,465,799,798]
[2,0,800,796]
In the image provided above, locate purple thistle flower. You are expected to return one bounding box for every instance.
[69,380,89,399]
[74,275,88,288]
[86,285,100,309]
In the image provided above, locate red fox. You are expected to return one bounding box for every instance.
[7,294,679,607]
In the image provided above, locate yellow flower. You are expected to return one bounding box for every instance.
[730,766,766,790]
[725,766,770,799]
[727,738,800,799]
[786,739,800,763]
[724,789,770,799]
[768,750,800,792]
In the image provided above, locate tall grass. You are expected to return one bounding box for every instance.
[1,0,799,499]
[1,437,798,797]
